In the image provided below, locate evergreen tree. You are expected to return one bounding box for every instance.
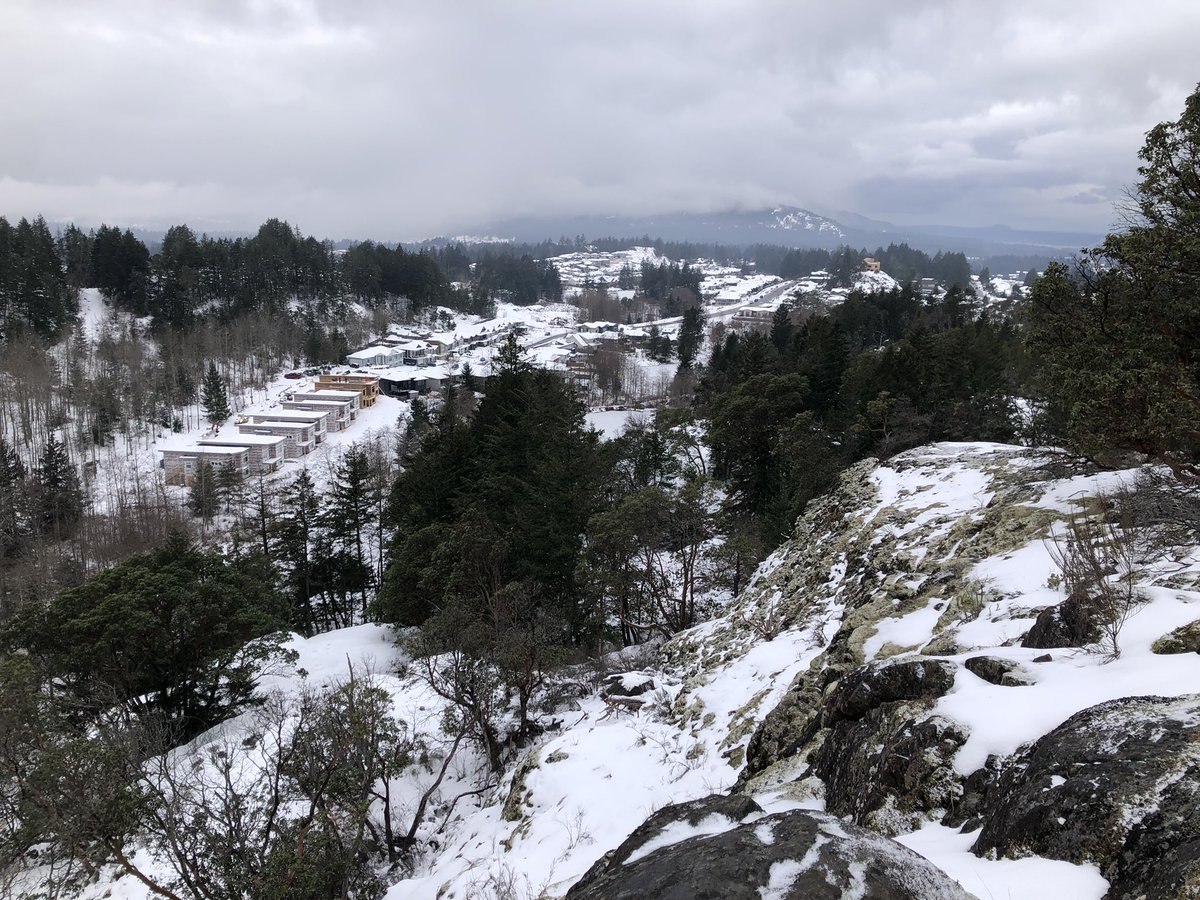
[26,534,286,738]
[325,446,374,618]
[1025,81,1200,471]
[769,303,793,353]
[460,362,477,393]
[647,324,673,362]
[154,224,204,329]
[274,469,321,634]
[216,459,246,513]
[33,436,83,539]
[379,348,599,641]
[0,437,29,562]
[58,224,93,289]
[201,362,231,427]
[677,306,704,368]
[0,216,76,340]
[707,373,810,526]
[188,461,220,522]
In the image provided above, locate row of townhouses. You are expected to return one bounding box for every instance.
[160,374,380,486]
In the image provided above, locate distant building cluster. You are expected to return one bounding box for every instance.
[160,374,378,485]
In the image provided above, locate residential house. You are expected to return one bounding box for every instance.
[396,340,436,366]
[289,389,362,419]
[199,434,287,474]
[577,321,619,335]
[731,304,780,331]
[379,365,449,397]
[237,420,317,457]
[248,410,331,443]
[315,373,380,407]
[282,399,353,431]
[162,445,252,486]
[346,345,400,367]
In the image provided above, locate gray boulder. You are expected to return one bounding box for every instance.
[602,671,657,698]
[810,708,968,835]
[1021,597,1101,649]
[822,659,957,724]
[740,659,965,834]
[1151,619,1200,655]
[566,795,971,900]
[972,695,1200,899]
[964,656,1034,686]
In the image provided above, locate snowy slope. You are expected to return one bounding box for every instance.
[34,443,1200,899]
[399,443,1200,898]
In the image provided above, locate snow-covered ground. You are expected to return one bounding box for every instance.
[390,443,1200,899]
[584,408,653,440]
[549,246,662,295]
[42,442,1200,900]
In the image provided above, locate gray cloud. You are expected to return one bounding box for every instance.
[2,0,1197,239]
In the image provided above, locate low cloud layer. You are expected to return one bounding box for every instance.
[2,1,1196,240]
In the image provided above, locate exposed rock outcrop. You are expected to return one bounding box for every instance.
[1021,596,1102,649]
[738,448,1058,791]
[972,695,1200,899]
[811,707,968,835]
[741,658,963,834]
[601,671,657,697]
[566,795,971,900]
[823,659,957,722]
[963,655,1034,686]
[1151,618,1200,654]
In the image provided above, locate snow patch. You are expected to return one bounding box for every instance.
[623,812,740,865]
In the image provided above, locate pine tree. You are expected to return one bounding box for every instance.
[274,469,321,634]
[0,437,29,560]
[201,362,231,428]
[460,362,477,393]
[769,303,793,353]
[647,324,673,362]
[216,459,246,514]
[677,306,704,368]
[33,436,83,539]
[1026,81,1200,471]
[188,461,220,522]
[325,446,374,617]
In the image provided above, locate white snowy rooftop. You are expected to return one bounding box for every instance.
[239,421,315,432]
[200,434,287,447]
[161,445,247,457]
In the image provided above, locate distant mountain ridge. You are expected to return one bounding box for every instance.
[477,205,1101,258]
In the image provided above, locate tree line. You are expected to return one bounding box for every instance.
[699,283,1022,544]
[770,242,973,288]
[1022,82,1200,477]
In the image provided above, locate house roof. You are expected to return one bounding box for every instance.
[348,345,397,358]
[294,389,361,401]
[239,421,315,433]
[283,399,351,409]
[250,411,329,424]
[201,434,287,447]
[162,445,248,458]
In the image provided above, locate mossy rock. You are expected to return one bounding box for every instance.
[501,748,541,822]
[1151,619,1200,655]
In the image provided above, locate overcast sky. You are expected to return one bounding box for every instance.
[2,0,1197,241]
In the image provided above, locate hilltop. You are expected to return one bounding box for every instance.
[32,441,1199,899]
